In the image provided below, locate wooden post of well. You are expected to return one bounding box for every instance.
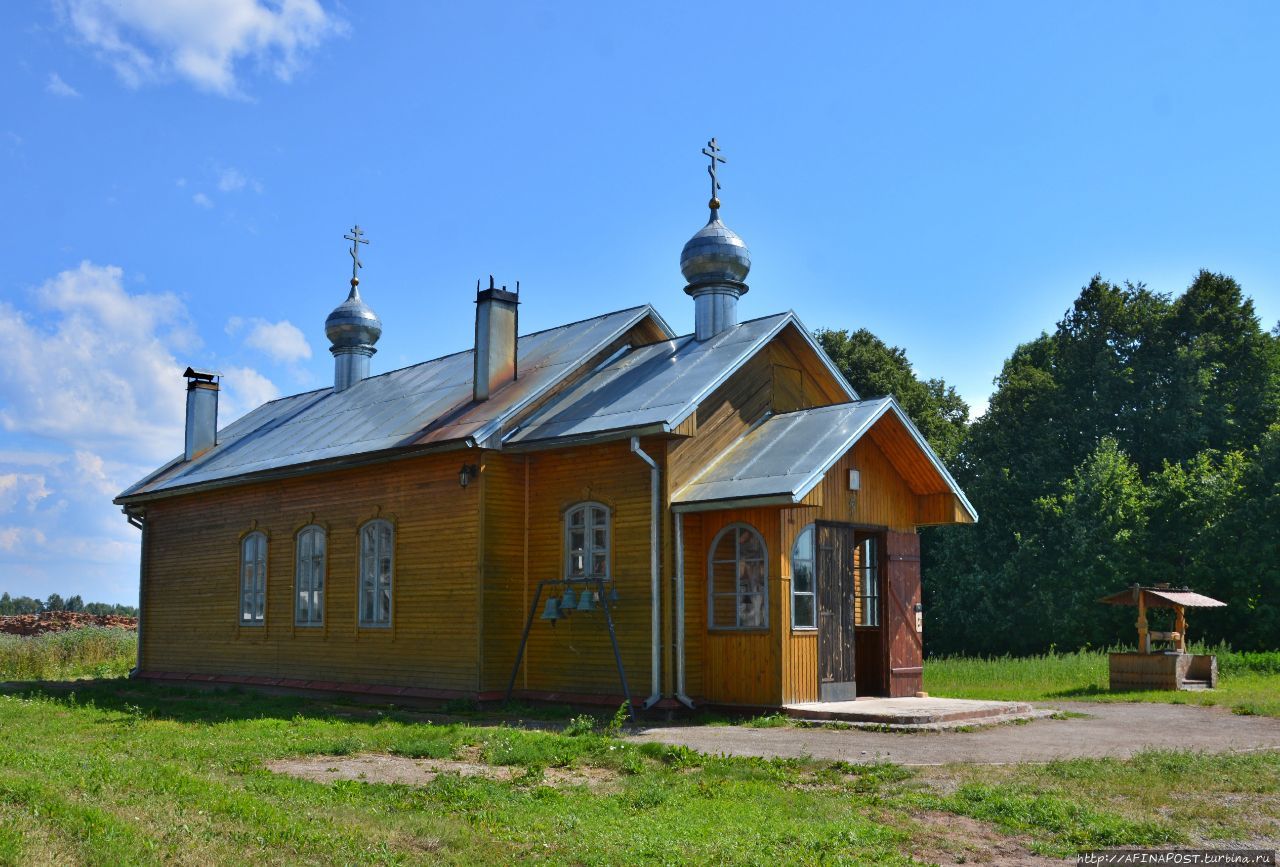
[1136,588,1149,654]
[1174,604,1186,652]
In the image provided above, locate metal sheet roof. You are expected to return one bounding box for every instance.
[118,305,665,501]
[506,312,855,445]
[1099,587,1227,609]
[672,397,978,519]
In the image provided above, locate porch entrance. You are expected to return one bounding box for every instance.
[816,522,887,700]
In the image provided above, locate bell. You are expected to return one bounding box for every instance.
[608,587,620,604]
[575,590,596,613]
[561,586,577,611]
[540,597,561,622]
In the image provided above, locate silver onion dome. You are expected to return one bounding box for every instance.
[325,281,382,348]
[680,210,751,287]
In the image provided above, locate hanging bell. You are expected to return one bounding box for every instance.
[561,586,577,612]
[608,586,620,604]
[575,590,596,613]
[540,597,561,622]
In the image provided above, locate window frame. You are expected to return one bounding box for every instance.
[707,522,769,632]
[855,535,881,627]
[789,523,817,631]
[239,530,267,627]
[358,519,395,628]
[294,524,326,627]
[563,501,611,582]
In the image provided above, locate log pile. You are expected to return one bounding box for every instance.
[0,612,138,636]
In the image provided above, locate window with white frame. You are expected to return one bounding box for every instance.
[856,536,880,627]
[295,525,325,626]
[565,502,610,581]
[359,519,394,627]
[239,531,267,625]
[709,523,768,629]
[790,524,816,629]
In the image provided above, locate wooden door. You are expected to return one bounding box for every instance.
[853,531,887,695]
[884,530,923,697]
[816,522,856,701]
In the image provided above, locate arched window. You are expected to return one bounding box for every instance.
[708,523,768,630]
[240,531,267,625]
[295,525,326,626]
[790,524,816,629]
[565,502,610,580]
[359,519,394,627]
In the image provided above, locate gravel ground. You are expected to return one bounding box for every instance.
[629,701,1280,765]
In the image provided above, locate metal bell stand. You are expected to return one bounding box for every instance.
[504,575,634,721]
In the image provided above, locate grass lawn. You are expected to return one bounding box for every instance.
[1,633,1277,863]
[0,681,1276,865]
[925,647,1280,718]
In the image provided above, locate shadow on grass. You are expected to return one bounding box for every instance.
[0,678,585,729]
[1045,685,1113,699]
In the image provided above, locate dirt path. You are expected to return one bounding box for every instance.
[629,702,1280,765]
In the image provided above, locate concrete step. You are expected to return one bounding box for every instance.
[783,697,1052,730]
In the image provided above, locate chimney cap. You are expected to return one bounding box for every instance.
[183,367,221,383]
[475,275,519,305]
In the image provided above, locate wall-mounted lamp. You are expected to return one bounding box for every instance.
[459,463,479,488]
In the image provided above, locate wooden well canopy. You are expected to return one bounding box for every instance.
[1099,584,1226,654]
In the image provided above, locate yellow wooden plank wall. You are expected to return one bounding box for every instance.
[807,436,919,532]
[478,450,527,691]
[779,506,820,703]
[480,438,660,698]
[140,452,482,690]
[684,507,783,707]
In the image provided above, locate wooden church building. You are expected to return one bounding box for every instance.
[116,143,976,710]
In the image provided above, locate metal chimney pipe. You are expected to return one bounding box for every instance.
[473,276,519,402]
[183,367,220,461]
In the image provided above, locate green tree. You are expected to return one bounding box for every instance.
[925,271,1280,655]
[815,328,969,462]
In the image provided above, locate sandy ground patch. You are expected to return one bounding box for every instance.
[902,810,1064,866]
[267,753,617,789]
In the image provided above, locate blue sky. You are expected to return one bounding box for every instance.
[1,1,1278,604]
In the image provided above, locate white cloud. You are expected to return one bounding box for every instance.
[218,167,245,191]
[0,527,47,552]
[221,365,280,420]
[192,191,214,208]
[0,262,188,463]
[0,261,282,603]
[59,0,344,96]
[46,72,81,98]
[216,166,263,194]
[0,260,280,463]
[232,317,312,362]
[0,474,51,512]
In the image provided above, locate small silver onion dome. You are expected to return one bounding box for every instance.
[680,208,751,286]
[325,280,382,348]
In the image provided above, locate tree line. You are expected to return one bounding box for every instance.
[0,592,138,617]
[819,270,1280,655]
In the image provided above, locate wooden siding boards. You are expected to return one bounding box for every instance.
[482,438,660,699]
[141,452,482,690]
[691,507,784,707]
